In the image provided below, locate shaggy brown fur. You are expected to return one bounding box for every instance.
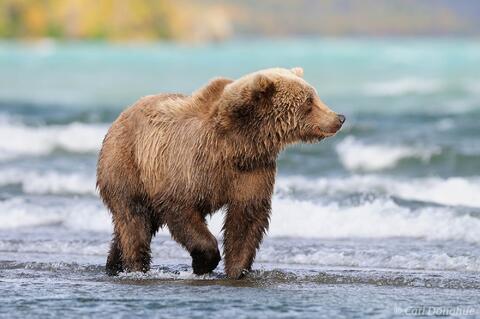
[97,67,345,279]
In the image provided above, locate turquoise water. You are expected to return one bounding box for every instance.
[1,39,480,318]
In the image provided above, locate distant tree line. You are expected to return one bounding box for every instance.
[0,0,185,40]
[0,0,478,41]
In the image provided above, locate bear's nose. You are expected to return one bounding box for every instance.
[337,114,346,124]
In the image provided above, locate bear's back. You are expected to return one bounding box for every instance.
[103,93,226,202]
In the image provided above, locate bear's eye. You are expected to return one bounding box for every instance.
[304,96,314,113]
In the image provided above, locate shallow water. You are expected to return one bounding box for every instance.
[2,228,480,318]
[1,39,480,317]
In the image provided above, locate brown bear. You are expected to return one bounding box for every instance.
[97,67,345,279]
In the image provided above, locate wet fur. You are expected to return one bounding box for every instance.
[97,68,343,278]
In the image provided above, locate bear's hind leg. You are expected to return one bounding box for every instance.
[104,196,156,274]
[106,232,123,275]
[116,212,153,273]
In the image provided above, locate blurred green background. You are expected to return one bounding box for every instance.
[1,0,479,42]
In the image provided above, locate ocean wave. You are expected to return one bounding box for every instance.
[4,192,478,242]
[276,175,480,208]
[4,234,479,273]
[0,116,107,160]
[258,248,480,272]
[3,237,479,274]
[0,236,189,260]
[335,136,440,171]
[0,168,96,195]
[466,82,480,95]
[2,162,478,210]
[1,160,478,209]
[362,78,443,96]
[0,197,111,232]
[261,198,480,242]
[0,239,108,256]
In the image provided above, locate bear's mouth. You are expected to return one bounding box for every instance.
[299,131,326,143]
[321,132,336,137]
[315,127,340,138]
[299,126,342,143]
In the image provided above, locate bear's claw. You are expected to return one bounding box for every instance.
[225,267,250,279]
[240,269,249,278]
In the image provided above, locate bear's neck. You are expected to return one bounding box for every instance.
[225,130,283,172]
[206,99,285,170]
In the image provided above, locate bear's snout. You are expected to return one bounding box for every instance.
[323,113,345,135]
[330,113,346,132]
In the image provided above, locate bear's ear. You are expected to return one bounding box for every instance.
[251,74,275,100]
[291,67,304,77]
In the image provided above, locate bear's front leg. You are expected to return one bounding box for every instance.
[223,198,271,279]
[164,206,221,275]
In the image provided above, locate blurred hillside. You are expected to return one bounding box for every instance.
[0,0,232,42]
[1,0,479,41]
[224,0,480,37]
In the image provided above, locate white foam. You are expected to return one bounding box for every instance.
[435,118,455,131]
[389,177,480,208]
[276,175,480,208]
[0,116,107,160]
[335,136,439,171]
[268,198,480,242]
[205,196,480,243]
[0,197,111,232]
[117,269,215,280]
[384,253,480,272]
[0,239,108,256]
[2,166,478,208]
[363,78,443,96]
[0,168,96,195]
[257,248,480,272]
[0,177,480,242]
[466,81,480,95]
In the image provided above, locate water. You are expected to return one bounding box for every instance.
[1,39,480,318]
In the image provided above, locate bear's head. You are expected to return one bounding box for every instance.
[214,68,345,149]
